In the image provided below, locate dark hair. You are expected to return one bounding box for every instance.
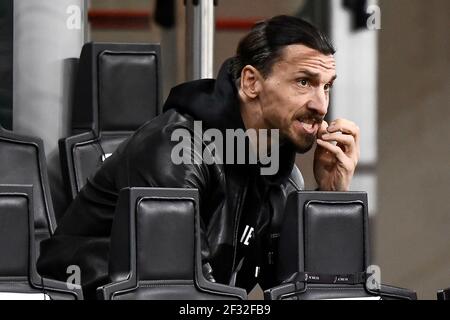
[230,15,335,80]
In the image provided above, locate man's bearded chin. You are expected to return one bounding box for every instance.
[281,132,317,154]
[293,134,317,154]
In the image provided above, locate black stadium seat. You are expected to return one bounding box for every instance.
[60,42,162,199]
[0,126,83,299]
[97,188,248,300]
[265,191,417,300]
[438,287,450,300]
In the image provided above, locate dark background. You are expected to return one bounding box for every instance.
[0,0,13,129]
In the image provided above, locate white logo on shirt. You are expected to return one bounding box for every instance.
[240,225,254,246]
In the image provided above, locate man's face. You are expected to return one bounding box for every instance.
[258,44,336,153]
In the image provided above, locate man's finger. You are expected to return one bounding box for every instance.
[317,121,329,140]
[327,119,360,158]
[317,138,349,165]
[321,132,356,154]
[327,119,360,139]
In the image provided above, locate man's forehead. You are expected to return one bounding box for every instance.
[277,44,336,73]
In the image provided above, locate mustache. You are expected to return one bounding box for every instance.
[295,112,324,125]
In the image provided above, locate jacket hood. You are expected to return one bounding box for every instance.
[163,59,297,184]
[163,58,244,132]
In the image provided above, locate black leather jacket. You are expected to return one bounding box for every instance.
[37,60,304,297]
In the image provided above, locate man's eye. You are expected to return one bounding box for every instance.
[298,79,309,87]
[324,83,333,92]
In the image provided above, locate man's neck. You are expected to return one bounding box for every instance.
[238,90,273,155]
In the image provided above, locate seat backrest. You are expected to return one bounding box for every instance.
[0,185,54,299]
[278,192,369,280]
[60,42,162,198]
[0,126,82,299]
[266,191,417,301]
[0,185,33,287]
[266,191,372,300]
[0,126,56,238]
[98,188,247,300]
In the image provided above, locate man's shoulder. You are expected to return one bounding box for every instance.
[121,109,200,163]
[154,108,197,130]
[132,109,196,142]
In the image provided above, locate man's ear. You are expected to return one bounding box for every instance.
[240,65,263,99]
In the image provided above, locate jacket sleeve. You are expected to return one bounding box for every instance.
[124,123,215,272]
[37,122,216,296]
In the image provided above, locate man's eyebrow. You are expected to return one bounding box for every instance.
[297,70,338,83]
[297,70,320,79]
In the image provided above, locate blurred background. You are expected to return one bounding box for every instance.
[0,0,449,299]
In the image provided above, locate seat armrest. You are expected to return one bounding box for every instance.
[195,278,247,300]
[437,288,450,301]
[369,284,417,300]
[40,278,84,300]
[264,283,305,300]
[96,280,133,300]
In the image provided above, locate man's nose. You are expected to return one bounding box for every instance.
[306,89,328,116]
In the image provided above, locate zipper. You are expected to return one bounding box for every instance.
[230,175,249,274]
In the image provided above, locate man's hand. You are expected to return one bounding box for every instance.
[313,119,360,191]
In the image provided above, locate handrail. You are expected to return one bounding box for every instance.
[88,9,261,31]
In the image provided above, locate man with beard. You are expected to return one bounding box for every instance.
[38,15,360,298]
